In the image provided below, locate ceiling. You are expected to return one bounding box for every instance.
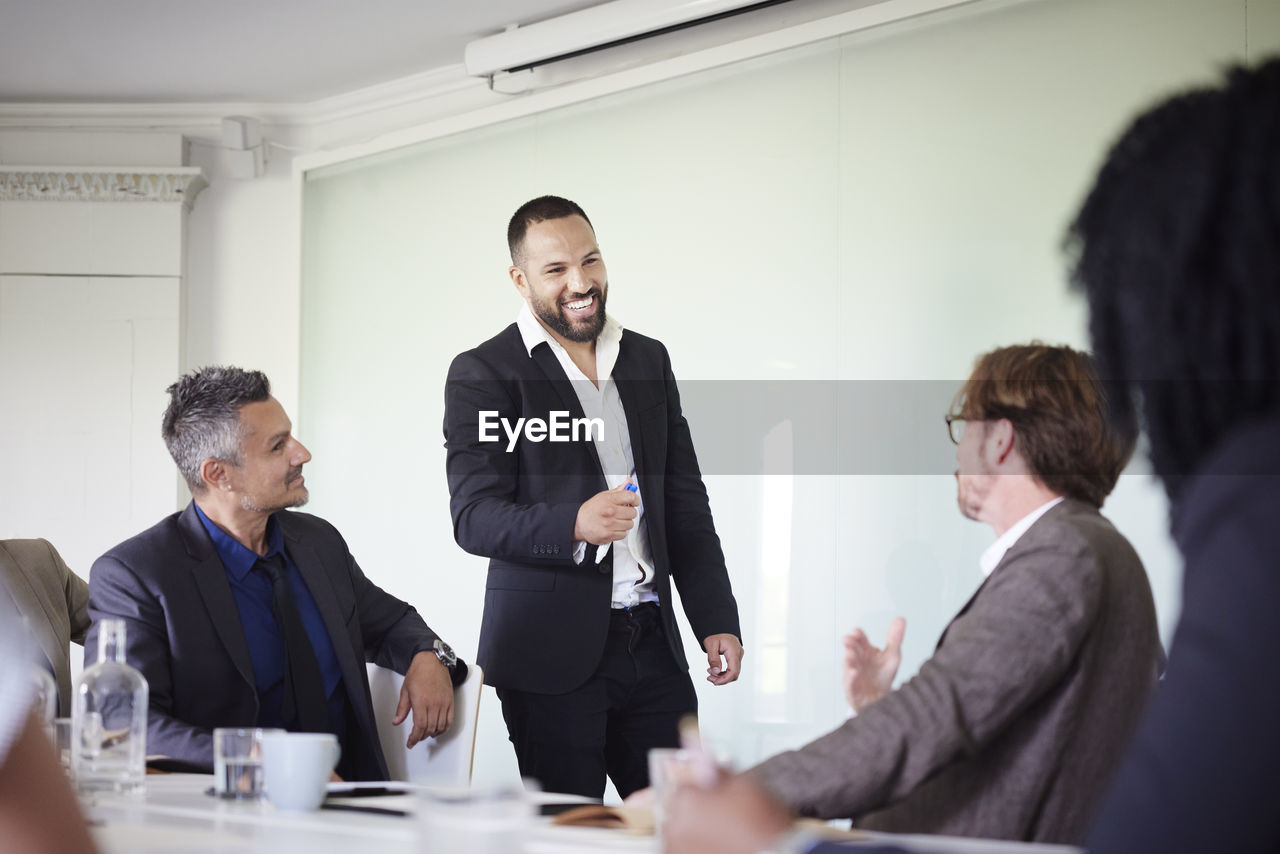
[0,0,601,104]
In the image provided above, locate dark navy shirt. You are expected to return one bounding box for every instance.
[194,503,347,737]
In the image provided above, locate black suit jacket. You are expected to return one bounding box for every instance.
[1088,415,1280,852]
[86,502,446,780]
[444,323,740,693]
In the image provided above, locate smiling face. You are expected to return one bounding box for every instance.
[225,397,312,513]
[510,214,608,345]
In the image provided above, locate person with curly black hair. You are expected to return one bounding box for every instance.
[1069,56,1280,853]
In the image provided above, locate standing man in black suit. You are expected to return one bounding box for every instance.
[88,366,466,780]
[444,195,742,799]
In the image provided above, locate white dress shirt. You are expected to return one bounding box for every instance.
[516,305,659,608]
[978,496,1065,577]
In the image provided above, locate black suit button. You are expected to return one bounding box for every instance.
[553,545,560,555]
[533,545,542,555]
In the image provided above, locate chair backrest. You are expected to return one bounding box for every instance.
[365,662,483,785]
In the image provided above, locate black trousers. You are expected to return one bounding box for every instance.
[497,603,698,800]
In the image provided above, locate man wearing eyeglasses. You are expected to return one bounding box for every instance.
[662,343,1164,851]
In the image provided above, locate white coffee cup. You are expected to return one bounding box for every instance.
[260,732,340,811]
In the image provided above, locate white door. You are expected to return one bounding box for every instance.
[0,274,181,580]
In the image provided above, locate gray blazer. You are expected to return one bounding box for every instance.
[87,502,444,780]
[751,499,1163,844]
[0,539,90,716]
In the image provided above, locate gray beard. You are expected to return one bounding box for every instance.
[241,491,309,513]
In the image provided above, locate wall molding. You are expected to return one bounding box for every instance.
[0,166,207,206]
[293,0,996,174]
[0,0,1010,157]
[0,64,499,155]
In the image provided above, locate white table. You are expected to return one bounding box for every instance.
[83,774,1081,854]
[84,774,638,854]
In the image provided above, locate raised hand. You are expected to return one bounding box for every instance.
[842,616,906,713]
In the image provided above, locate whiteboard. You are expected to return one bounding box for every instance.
[298,0,1259,792]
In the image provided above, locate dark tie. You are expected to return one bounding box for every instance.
[254,554,332,734]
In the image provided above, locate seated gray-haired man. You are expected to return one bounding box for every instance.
[87,365,466,780]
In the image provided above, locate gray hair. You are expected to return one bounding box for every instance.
[162,366,271,492]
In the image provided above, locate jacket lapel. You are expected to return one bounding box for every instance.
[279,527,353,673]
[610,333,648,479]
[279,522,365,709]
[179,503,258,691]
[935,500,1076,650]
[936,573,995,651]
[529,341,606,477]
[279,516,387,779]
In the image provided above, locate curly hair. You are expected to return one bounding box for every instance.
[1067,57,1280,502]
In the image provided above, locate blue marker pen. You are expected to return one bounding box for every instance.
[624,482,638,494]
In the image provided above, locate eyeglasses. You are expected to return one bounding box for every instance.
[944,414,967,445]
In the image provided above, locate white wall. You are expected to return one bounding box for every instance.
[0,144,192,573]
[184,143,303,416]
[294,0,1279,793]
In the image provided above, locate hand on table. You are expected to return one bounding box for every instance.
[394,650,454,748]
[843,616,905,713]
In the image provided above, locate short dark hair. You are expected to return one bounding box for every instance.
[507,195,593,266]
[162,366,271,492]
[1068,58,1280,501]
[952,343,1136,507]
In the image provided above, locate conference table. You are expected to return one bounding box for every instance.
[83,774,1083,854]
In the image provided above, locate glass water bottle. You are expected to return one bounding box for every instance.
[72,619,147,794]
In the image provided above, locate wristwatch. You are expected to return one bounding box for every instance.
[432,638,457,670]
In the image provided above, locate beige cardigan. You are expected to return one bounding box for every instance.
[1,539,90,717]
